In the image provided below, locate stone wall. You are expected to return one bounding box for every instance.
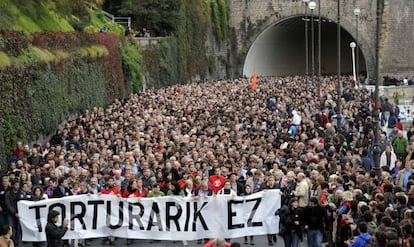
[228,0,413,82]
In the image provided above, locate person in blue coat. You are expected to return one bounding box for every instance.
[345,221,372,247]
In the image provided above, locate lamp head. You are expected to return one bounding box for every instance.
[309,1,317,10]
[354,8,361,16]
[350,42,356,48]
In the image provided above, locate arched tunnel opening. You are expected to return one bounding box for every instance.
[243,16,367,78]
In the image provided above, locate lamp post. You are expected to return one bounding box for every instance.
[318,0,322,97]
[309,1,316,84]
[303,0,310,80]
[350,42,357,87]
[336,0,341,130]
[373,0,384,178]
[354,8,361,86]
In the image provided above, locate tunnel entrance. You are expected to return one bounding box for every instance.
[243,16,367,78]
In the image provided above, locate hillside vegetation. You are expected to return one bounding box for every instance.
[0,0,123,34]
[0,0,142,166]
[0,0,73,32]
[0,0,230,167]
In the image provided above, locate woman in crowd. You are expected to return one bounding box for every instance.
[0,224,14,247]
[242,185,255,245]
[282,198,304,247]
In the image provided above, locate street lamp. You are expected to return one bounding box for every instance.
[350,42,357,88]
[336,0,341,130]
[303,0,310,80]
[309,1,316,83]
[318,0,322,98]
[373,0,384,178]
[354,8,361,85]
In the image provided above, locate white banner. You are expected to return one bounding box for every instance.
[18,190,281,241]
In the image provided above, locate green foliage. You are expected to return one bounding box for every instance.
[27,59,107,135]
[121,38,143,94]
[95,33,125,101]
[78,45,109,58]
[0,51,11,68]
[85,9,125,35]
[0,56,112,162]
[0,31,30,56]
[0,30,130,166]
[27,46,57,63]
[142,0,215,87]
[139,0,230,88]
[0,0,74,33]
[53,50,71,60]
[52,0,89,21]
[9,46,61,65]
[119,0,181,36]
[210,0,229,43]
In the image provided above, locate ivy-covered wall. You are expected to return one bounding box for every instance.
[142,0,230,87]
[0,31,142,165]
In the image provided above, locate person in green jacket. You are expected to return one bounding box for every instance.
[393,130,408,162]
[148,183,165,197]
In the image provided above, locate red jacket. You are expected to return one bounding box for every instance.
[203,240,231,247]
[101,186,120,195]
[123,188,148,198]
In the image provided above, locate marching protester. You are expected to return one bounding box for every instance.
[45,210,68,247]
[100,176,120,245]
[282,198,304,247]
[3,75,414,247]
[4,180,22,247]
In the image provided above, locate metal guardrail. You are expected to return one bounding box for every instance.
[101,10,131,27]
[87,2,131,28]
[133,37,163,47]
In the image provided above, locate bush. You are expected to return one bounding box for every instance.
[95,33,125,101]
[121,38,143,94]
[0,51,11,68]
[31,31,97,51]
[0,30,132,167]
[0,31,29,56]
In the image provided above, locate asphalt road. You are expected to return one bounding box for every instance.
[21,235,288,247]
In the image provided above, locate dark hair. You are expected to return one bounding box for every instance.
[10,179,19,186]
[309,197,319,205]
[388,210,399,221]
[47,210,60,223]
[58,177,66,186]
[230,243,241,247]
[375,231,387,247]
[380,216,392,227]
[289,198,298,205]
[32,185,44,194]
[0,224,11,236]
[375,212,385,225]
[375,203,386,213]
[170,181,182,195]
[362,211,374,222]
[386,239,400,247]
[402,223,412,237]
[358,221,368,233]
[360,204,370,214]
[396,195,407,205]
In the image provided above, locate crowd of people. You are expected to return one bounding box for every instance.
[0,75,414,247]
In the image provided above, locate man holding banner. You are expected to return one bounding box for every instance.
[45,210,68,247]
[18,190,281,242]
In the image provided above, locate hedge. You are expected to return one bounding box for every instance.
[0,31,143,167]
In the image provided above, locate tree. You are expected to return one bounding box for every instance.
[118,0,181,36]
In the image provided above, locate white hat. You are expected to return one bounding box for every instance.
[280,142,289,149]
